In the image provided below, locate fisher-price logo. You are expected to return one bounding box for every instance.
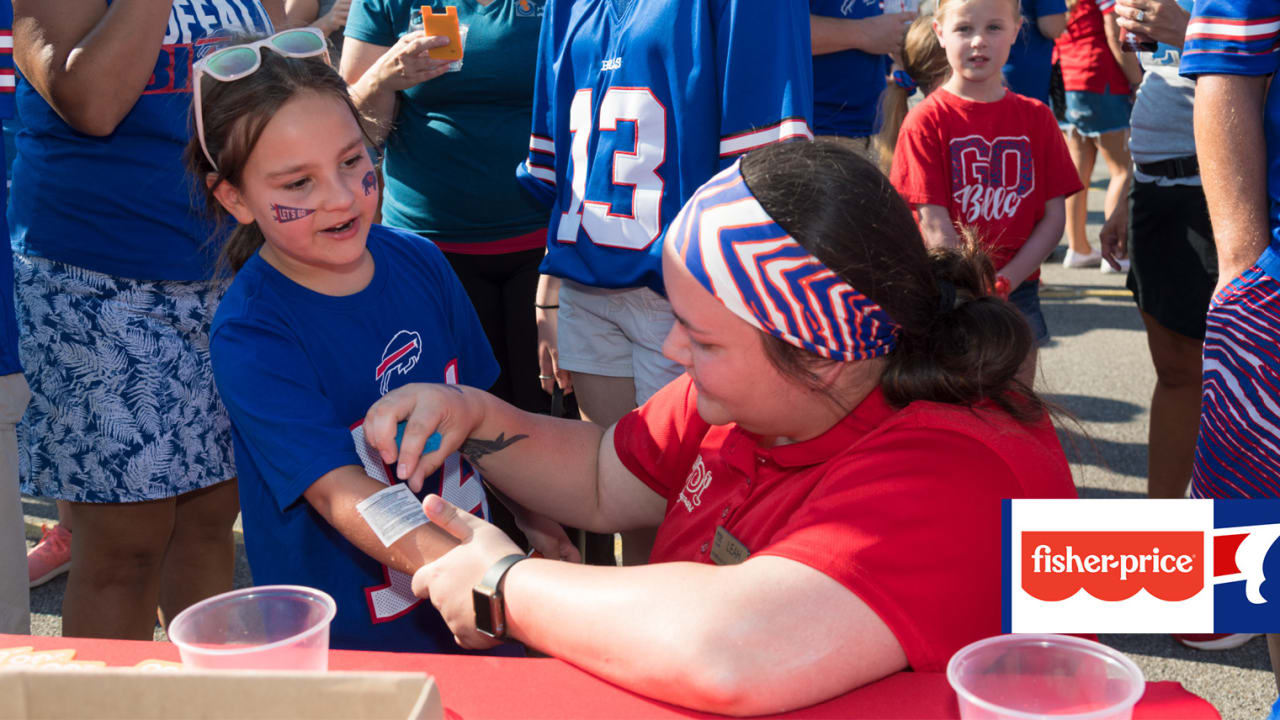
[1004,500,1280,634]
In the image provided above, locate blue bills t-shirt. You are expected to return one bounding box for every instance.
[1003,0,1068,104]
[9,0,273,281]
[810,0,890,138]
[516,0,814,293]
[210,224,510,654]
[0,0,19,376]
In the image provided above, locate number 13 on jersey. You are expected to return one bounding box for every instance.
[557,87,667,251]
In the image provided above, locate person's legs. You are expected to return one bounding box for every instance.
[62,497,176,639]
[1141,312,1203,499]
[572,373,638,427]
[0,373,31,634]
[500,249,552,414]
[1063,130,1098,256]
[444,251,512,405]
[156,479,240,630]
[1096,129,1132,226]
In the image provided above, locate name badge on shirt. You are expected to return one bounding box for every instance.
[710,525,750,566]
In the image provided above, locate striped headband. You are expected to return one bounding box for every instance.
[667,161,899,362]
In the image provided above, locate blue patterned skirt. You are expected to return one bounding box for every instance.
[14,255,235,502]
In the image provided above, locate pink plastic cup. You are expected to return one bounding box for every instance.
[947,634,1145,720]
[168,585,337,671]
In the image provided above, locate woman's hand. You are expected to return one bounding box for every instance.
[316,0,353,35]
[371,31,454,93]
[512,508,582,563]
[1100,207,1129,272]
[536,306,573,396]
[364,383,485,492]
[1114,0,1190,49]
[411,494,526,650]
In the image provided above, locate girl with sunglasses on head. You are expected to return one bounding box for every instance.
[9,0,281,641]
[189,32,575,653]
[365,140,1077,714]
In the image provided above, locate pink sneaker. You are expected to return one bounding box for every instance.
[1173,633,1260,651]
[27,523,71,588]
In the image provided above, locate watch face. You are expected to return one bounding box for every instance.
[473,587,499,638]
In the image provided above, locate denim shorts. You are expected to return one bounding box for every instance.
[1060,89,1132,137]
[1008,280,1050,347]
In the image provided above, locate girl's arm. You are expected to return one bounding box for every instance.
[995,195,1067,288]
[414,499,908,716]
[364,383,668,533]
[915,204,960,249]
[340,35,451,146]
[13,0,175,136]
[1036,12,1068,39]
[1102,11,1144,88]
[303,466,460,575]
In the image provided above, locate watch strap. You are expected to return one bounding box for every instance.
[473,553,528,639]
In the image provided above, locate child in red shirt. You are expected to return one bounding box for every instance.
[891,0,1083,384]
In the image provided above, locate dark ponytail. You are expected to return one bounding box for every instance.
[185,38,374,275]
[739,139,1044,423]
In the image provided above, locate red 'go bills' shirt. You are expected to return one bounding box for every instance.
[613,375,1076,672]
[891,88,1082,282]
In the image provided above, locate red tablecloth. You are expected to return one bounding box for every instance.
[0,634,1219,719]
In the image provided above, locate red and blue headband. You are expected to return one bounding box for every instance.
[667,162,899,362]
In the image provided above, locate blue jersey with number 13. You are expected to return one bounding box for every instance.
[516,0,814,294]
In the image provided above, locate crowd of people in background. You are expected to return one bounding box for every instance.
[1,0,1279,713]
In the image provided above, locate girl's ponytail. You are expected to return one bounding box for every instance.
[877,15,950,172]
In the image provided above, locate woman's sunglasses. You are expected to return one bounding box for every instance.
[193,28,330,171]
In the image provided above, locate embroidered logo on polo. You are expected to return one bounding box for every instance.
[949,135,1034,224]
[375,330,422,395]
[1004,499,1280,634]
[678,455,712,512]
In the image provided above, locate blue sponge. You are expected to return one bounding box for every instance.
[395,421,443,456]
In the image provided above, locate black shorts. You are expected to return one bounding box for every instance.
[1126,180,1218,340]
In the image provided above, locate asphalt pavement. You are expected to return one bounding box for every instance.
[18,172,1276,719]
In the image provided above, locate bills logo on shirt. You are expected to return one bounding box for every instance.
[375,330,422,395]
[145,0,271,94]
[949,135,1034,224]
[1004,499,1280,633]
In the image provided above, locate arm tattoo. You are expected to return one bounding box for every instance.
[459,432,528,469]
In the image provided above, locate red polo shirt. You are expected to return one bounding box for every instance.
[614,375,1076,672]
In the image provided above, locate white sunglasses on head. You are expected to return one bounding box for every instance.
[193,28,331,171]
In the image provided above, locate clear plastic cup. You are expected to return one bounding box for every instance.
[947,634,1146,720]
[168,585,337,671]
[447,24,468,72]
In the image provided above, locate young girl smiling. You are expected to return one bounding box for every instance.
[188,32,568,653]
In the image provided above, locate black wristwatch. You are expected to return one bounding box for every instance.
[473,553,529,639]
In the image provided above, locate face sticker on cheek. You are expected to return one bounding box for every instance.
[362,171,377,197]
[270,203,318,223]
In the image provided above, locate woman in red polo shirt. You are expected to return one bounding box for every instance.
[365,140,1077,715]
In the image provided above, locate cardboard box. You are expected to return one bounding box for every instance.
[0,668,441,720]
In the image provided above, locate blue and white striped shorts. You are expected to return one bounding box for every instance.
[1192,243,1280,499]
[13,254,235,503]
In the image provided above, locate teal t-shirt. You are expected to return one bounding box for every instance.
[346,0,549,244]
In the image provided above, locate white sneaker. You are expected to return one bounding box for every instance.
[1063,248,1103,268]
[1100,257,1130,274]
